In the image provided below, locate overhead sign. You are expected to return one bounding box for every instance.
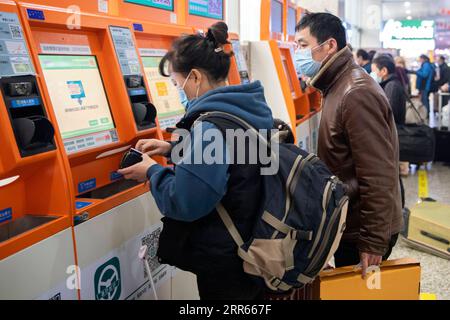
[384,20,435,41]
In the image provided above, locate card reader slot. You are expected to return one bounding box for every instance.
[76,179,141,200]
[0,215,59,243]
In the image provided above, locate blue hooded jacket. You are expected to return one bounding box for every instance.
[416,61,435,92]
[146,81,274,222]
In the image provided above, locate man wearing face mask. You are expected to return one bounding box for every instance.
[371,55,406,126]
[294,13,402,278]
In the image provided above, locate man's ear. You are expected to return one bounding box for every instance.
[328,38,339,55]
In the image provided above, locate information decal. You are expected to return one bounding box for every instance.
[109,26,142,76]
[0,12,34,77]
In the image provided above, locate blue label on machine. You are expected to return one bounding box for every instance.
[110,171,123,181]
[133,23,144,32]
[75,201,92,210]
[27,9,45,21]
[10,97,40,108]
[128,88,146,96]
[78,178,96,193]
[0,208,12,223]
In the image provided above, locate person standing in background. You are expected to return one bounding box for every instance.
[415,54,435,115]
[356,49,372,73]
[436,56,450,107]
[371,55,408,197]
[394,56,410,94]
[372,55,406,125]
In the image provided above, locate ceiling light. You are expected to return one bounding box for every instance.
[404,2,411,7]
[407,15,412,20]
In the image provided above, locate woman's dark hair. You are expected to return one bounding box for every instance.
[159,22,233,82]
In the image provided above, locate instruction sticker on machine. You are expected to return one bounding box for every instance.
[109,26,142,76]
[0,12,34,76]
[79,222,173,300]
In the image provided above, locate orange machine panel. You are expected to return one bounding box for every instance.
[16,1,165,221]
[0,0,72,259]
[12,0,119,15]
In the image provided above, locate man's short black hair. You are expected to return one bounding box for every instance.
[439,55,446,62]
[296,13,347,51]
[357,49,370,61]
[373,55,396,75]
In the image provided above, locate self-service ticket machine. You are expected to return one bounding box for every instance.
[0,0,76,300]
[15,1,172,300]
[120,0,200,300]
[246,0,298,140]
[246,0,323,151]
[185,0,248,86]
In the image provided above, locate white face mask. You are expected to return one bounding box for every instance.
[294,40,330,78]
[370,71,382,83]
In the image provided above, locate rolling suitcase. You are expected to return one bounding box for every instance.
[434,129,450,163]
[402,200,450,260]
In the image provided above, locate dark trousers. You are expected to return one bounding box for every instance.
[196,272,265,300]
[334,234,399,268]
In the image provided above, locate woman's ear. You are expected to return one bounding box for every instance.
[192,69,203,86]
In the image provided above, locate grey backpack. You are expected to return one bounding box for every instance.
[197,112,349,292]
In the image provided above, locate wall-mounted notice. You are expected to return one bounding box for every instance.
[0,12,34,77]
[188,0,223,20]
[125,0,174,11]
[109,26,142,76]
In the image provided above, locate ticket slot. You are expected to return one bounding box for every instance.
[0,75,55,157]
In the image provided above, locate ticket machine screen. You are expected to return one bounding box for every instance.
[142,56,185,129]
[271,0,283,34]
[288,7,297,36]
[39,55,118,154]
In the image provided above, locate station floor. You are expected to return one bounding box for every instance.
[389,162,450,300]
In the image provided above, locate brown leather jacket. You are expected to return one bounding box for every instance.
[310,47,403,256]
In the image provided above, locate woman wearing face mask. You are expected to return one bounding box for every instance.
[118,22,273,300]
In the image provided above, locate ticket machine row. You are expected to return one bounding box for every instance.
[0,0,317,300]
[0,0,252,300]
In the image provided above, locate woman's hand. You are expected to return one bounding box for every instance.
[136,139,172,157]
[117,154,157,183]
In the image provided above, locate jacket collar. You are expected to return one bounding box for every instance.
[380,74,398,87]
[308,46,355,94]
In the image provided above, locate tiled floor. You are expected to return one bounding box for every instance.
[389,162,450,300]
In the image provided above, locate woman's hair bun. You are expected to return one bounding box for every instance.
[206,21,229,47]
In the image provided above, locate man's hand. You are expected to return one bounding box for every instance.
[117,154,157,183]
[441,83,449,92]
[359,252,382,279]
[135,139,172,157]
